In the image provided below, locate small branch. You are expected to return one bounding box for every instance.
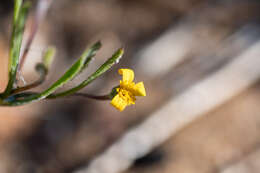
[11,75,46,94]
[12,61,50,94]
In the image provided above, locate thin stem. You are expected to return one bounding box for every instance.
[70,93,110,100]
[11,75,46,94]
[1,92,110,106]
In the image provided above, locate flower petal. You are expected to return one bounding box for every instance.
[132,82,146,96]
[110,94,128,111]
[118,69,134,83]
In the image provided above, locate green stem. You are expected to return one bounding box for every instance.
[68,93,110,100]
[11,74,46,94]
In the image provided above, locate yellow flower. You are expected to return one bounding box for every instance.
[111,69,146,111]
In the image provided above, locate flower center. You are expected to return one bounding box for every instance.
[118,88,136,104]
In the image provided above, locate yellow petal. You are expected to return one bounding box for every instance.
[132,82,146,96]
[118,69,134,83]
[110,94,128,111]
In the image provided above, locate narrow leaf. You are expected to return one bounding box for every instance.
[77,41,101,76]
[3,1,30,97]
[48,48,124,99]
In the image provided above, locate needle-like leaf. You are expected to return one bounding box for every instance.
[48,48,124,99]
[3,0,30,97]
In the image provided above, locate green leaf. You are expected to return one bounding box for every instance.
[3,1,30,97]
[48,48,124,99]
[2,42,101,106]
[77,41,101,77]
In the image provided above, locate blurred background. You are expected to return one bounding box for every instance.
[1,0,260,172]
